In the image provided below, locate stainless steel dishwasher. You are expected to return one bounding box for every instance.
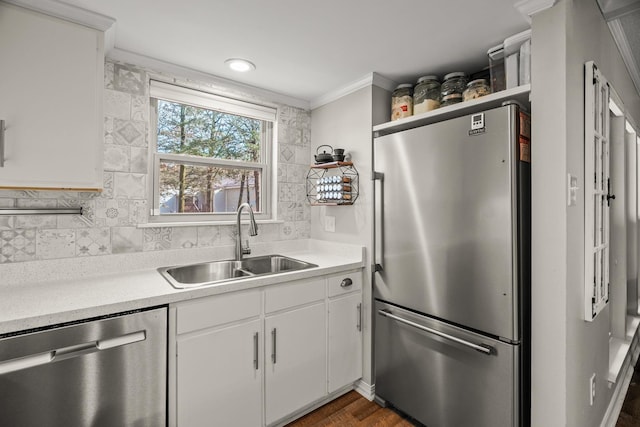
[0,306,167,427]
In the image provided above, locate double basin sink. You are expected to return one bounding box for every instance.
[159,254,318,289]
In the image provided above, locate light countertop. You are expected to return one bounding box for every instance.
[0,239,365,334]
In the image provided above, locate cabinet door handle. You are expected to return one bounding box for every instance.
[340,278,353,288]
[357,303,362,332]
[253,332,259,370]
[271,328,277,364]
[0,120,5,168]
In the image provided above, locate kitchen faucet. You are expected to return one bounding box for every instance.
[235,202,258,261]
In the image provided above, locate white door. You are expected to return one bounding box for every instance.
[177,319,262,427]
[328,292,363,393]
[265,303,326,425]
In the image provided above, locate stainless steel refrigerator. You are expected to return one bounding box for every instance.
[373,103,530,427]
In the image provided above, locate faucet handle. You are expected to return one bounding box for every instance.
[243,240,252,255]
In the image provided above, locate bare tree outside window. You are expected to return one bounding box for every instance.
[156,100,264,214]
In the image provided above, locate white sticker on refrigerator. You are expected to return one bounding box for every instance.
[469,112,486,135]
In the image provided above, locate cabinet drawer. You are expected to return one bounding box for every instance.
[327,271,362,297]
[265,278,325,314]
[176,290,261,334]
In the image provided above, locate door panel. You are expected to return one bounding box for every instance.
[374,301,518,427]
[374,105,519,340]
[265,303,326,425]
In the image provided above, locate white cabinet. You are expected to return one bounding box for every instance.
[0,3,104,190]
[327,272,363,393]
[171,290,262,427]
[328,293,362,392]
[265,303,326,425]
[177,319,262,427]
[169,270,363,427]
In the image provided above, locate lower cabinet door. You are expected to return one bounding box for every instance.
[265,303,327,425]
[328,292,363,392]
[177,319,262,427]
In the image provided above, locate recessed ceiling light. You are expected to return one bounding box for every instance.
[225,58,256,72]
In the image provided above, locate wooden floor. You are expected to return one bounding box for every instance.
[285,391,416,427]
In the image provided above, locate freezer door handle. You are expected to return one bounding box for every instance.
[378,309,494,355]
[372,171,384,272]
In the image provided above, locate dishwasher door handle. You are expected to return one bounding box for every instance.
[378,309,493,355]
[0,330,147,375]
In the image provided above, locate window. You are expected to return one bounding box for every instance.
[584,61,611,321]
[149,81,276,221]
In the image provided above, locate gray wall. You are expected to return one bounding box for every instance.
[309,83,390,387]
[531,1,640,426]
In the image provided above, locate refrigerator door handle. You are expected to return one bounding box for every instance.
[378,309,494,355]
[372,171,384,272]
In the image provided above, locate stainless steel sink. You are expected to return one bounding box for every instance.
[159,255,318,289]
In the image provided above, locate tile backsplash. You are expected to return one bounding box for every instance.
[0,59,311,264]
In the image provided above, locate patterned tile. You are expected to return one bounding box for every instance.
[94,199,135,227]
[104,144,130,172]
[111,227,143,254]
[0,217,15,230]
[76,228,111,256]
[104,61,115,89]
[280,145,295,162]
[169,227,197,249]
[279,222,295,240]
[130,147,149,173]
[197,226,220,247]
[143,227,172,251]
[104,89,132,120]
[100,172,115,199]
[0,229,36,263]
[113,173,146,199]
[114,64,146,95]
[15,215,57,229]
[37,229,75,260]
[56,199,95,228]
[131,95,149,122]
[114,120,146,147]
[104,117,114,144]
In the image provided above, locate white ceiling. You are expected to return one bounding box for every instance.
[52,0,531,106]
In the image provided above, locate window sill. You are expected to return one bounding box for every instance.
[608,316,640,385]
[137,219,284,228]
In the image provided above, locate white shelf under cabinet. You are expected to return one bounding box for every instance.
[373,84,531,137]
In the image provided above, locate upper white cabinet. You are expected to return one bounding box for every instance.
[0,3,105,190]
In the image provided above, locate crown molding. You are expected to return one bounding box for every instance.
[514,0,558,21]
[1,0,115,31]
[310,72,397,110]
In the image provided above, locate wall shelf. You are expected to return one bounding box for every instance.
[373,84,531,137]
[306,162,359,206]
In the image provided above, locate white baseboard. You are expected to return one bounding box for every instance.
[354,380,375,401]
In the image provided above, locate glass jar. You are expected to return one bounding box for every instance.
[413,76,440,114]
[440,72,468,107]
[463,79,491,101]
[391,84,413,121]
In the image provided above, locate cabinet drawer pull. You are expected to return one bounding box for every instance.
[271,328,277,364]
[0,120,5,168]
[253,332,259,370]
[340,278,353,288]
[357,303,362,332]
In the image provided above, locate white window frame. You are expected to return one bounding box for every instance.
[584,61,611,321]
[148,80,276,223]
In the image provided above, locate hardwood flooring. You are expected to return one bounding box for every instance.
[285,391,416,427]
[617,361,640,427]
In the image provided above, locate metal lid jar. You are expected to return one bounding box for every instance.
[463,79,491,101]
[413,76,440,114]
[440,72,468,107]
[391,84,413,121]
